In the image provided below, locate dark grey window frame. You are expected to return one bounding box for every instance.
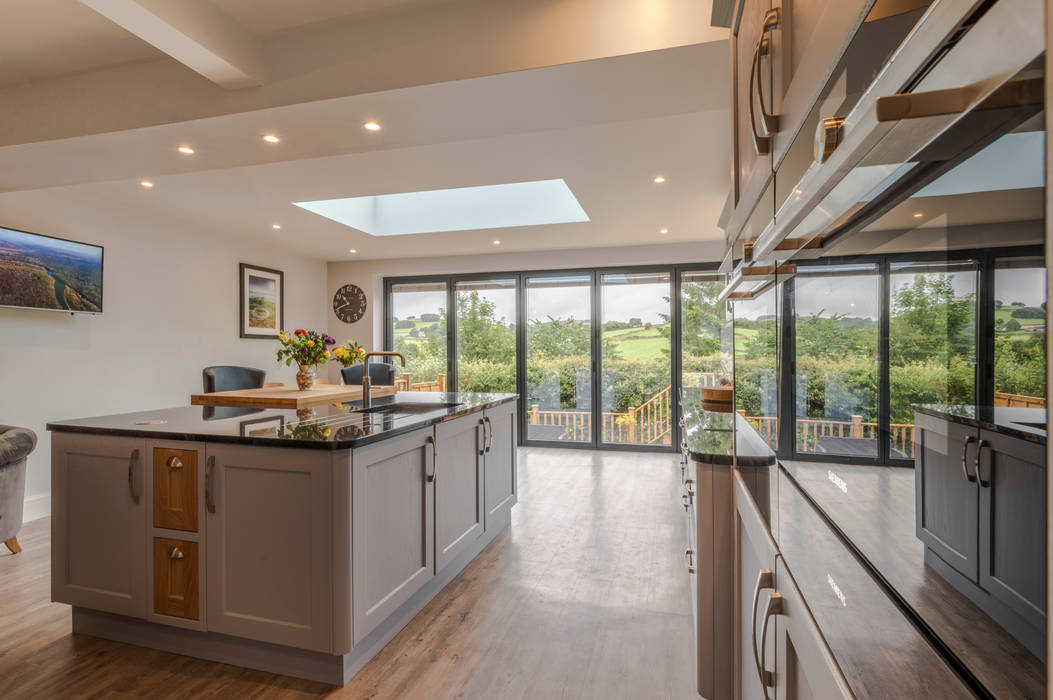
[384,262,722,452]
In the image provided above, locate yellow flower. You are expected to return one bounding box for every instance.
[324,350,331,358]
[308,340,315,347]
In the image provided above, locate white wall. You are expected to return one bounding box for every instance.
[0,189,327,520]
[325,240,724,381]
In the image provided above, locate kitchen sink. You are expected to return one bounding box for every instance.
[356,401,463,415]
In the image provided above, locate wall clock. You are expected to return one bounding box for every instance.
[333,283,367,323]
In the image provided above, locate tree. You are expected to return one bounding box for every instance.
[628,317,642,327]
[1010,307,1045,319]
[1005,318,1022,332]
[796,311,874,360]
[889,275,974,365]
[394,319,415,329]
[669,280,725,358]
[527,316,590,358]
[420,313,441,322]
[456,291,514,363]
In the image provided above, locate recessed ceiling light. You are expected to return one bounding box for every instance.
[262,134,280,143]
[653,175,666,184]
[140,180,154,188]
[913,211,924,218]
[492,240,501,245]
[272,224,281,230]
[363,121,382,132]
[659,228,669,234]
[177,145,195,154]
[348,248,357,254]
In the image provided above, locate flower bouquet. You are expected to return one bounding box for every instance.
[331,340,366,367]
[276,329,336,390]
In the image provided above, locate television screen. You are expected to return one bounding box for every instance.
[0,225,103,313]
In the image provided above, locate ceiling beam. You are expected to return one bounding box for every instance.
[79,0,264,89]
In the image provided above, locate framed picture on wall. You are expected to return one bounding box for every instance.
[239,263,284,339]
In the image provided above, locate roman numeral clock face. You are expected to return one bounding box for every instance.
[333,283,367,323]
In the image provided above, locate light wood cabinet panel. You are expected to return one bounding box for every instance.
[773,559,853,699]
[51,433,147,618]
[205,444,333,652]
[978,429,1047,629]
[735,471,779,700]
[483,402,517,528]
[152,447,198,532]
[153,537,198,620]
[352,427,434,645]
[914,413,979,580]
[434,415,484,572]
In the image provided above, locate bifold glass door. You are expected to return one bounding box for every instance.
[454,278,517,393]
[390,281,448,387]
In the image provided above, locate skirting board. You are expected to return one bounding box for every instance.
[23,493,51,523]
[73,518,511,686]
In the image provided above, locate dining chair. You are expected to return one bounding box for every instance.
[341,363,396,386]
[202,366,267,393]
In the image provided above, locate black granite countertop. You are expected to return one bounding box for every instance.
[47,392,517,450]
[914,404,1046,445]
[681,390,776,466]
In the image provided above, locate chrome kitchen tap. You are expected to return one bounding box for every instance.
[361,351,406,409]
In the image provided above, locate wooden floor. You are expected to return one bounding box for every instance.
[0,447,694,699]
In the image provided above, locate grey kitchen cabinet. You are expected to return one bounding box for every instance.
[51,433,148,618]
[914,413,979,580]
[352,427,435,645]
[483,401,517,530]
[772,560,853,699]
[977,428,1047,631]
[736,471,779,700]
[434,414,485,571]
[205,443,334,652]
[730,0,774,223]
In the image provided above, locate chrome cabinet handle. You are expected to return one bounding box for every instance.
[127,449,140,505]
[960,435,977,482]
[685,548,695,574]
[682,493,691,511]
[426,436,437,482]
[759,592,783,696]
[976,439,991,488]
[750,569,775,693]
[748,7,781,154]
[484,416,493,453]
[168,546,184,560]
[684,478,696,505]
[477,419,486,456]
[205,455,216,513]
[166,455,183,470]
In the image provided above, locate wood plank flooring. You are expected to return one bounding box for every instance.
[0,447,693,699]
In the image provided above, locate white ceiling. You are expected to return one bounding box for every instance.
[212,0,454,36]
[0,42,731,262]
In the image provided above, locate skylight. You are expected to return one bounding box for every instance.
[293,179,589,236]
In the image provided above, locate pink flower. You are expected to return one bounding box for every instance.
[294,329,305,335]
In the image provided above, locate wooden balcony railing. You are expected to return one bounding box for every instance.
[395,373,447,392]
[995,392,1046,408]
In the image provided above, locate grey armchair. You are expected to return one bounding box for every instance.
[0,425,36,554]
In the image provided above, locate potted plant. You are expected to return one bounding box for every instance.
[276,329,336,390]
[331,340,366,368]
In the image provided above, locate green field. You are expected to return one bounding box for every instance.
[995,307,1045,340]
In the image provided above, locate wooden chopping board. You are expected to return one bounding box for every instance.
[190,384,397,409]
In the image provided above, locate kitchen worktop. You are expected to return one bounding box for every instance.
[680,389,775,466]
[914,404,1047,444]
[47,391,518,450]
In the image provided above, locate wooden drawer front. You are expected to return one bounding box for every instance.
[153,537,199,620]
[153,447,198,532]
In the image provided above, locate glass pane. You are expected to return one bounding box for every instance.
[455,278,517,393]
[994,258,1047,406]
[390,281,447,387]
[600,271,673,446]
[889,261,978,458]
[734,282,780,449]
[793,264,880,457]
[525,274,593,442]
[681,271,729,386]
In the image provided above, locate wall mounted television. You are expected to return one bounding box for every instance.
[0,225,103,313]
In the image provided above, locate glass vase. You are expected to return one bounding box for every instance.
[296,364,316,390]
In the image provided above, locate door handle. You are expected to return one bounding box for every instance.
[477,419,486,456]
[748,7,782,154]
[426,436,437,482]
[205,455,216,513]
[484,416,493,453]
[750,569,775,694]
[168,546,184,560]
[759,592,784,696]
[960,435,977,482]
[685,548,696,574]
[165,455,183,470]
[684,478,696,505]
[127,449,140,505]
[975,439,991,488]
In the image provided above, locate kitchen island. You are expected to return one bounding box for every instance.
[47,392,517,685]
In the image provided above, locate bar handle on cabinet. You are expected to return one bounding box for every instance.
[748,36,772,155]
[975,439,991,488]
[478,419,486,456]
[748,8,782,154]
[750,569,775,694]
[685,548,696,574]
[484,416,493,453]
[127,449,140,505]
[426,436,437,482]
[684,478,695,505]
[960,435,977,482]
[205,455,216,513]
[759,592,784,695]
